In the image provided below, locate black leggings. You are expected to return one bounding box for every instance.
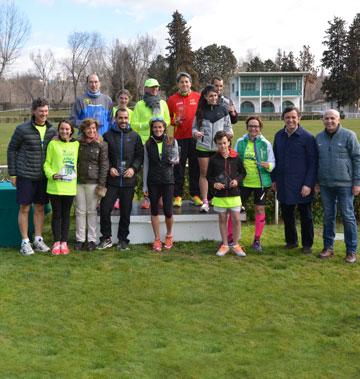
[49,195,74,242]
[148,183,174,218]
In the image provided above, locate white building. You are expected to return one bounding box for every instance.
[229,72,308,114]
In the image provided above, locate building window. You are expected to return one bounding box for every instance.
[261,101,275,113]
[231,83,235,93]
[283,82,296,91]
[240,101,255,113]
[241,82,256,91]
[262,82,277,91]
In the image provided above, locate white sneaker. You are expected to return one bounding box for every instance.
[200,202,209,213]
[33,238,50,252]
[20,242,34,256]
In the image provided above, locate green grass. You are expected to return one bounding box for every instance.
[1,222,360,378]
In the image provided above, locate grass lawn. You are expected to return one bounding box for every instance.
[1,116,360,377]
[1,221,360,378]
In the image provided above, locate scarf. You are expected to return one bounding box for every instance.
[86,90,101,98]
[143,92,161,114]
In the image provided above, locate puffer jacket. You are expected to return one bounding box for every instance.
[77,139,109,186]
[207,149,246,198]
[143,135,179,192]
[192,103,233,152]
[7,117,56,180]
[103,124,143,188]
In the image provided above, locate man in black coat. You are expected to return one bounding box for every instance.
[7,98,56,255]
[271,106,317,254]
[97,108,143,251]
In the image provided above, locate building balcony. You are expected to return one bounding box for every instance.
[282,89,302,96]
[239,90,260,96]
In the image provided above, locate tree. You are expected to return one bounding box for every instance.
[297,45,317,98]
[165,10,198,94]
[148,54,168,89]
[346,13,360,108]
[127,34,157,100]
[0,0,31,78]
[194,44,237,86]
[263,59,277,72]
[281,51,298,71]
[246,56,264,72]
[63,31,103,101]
[30,49,55,98]
[15,73,42,102]
[105,39,132,99]
[49,71,71,109]
[321,17,349,108]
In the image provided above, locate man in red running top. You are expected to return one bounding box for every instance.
[167,72,202,207]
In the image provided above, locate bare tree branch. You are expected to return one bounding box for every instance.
[0,0,31,78]
[30,49,55,98]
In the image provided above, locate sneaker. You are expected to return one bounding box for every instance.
[97,238,113,250]
[173,196,182,207]
[164,235,173,250]
[191,195,203,206]
[51,241,61,255]
[87,241,96,251]
[117,240,130,251]
[74,241,85,251]
[251,239,263,253]
[240,206,246,214]
[200,202,209,213]
[114,198,120,209]
[232,244,246,257]
[140,197,150,209]
[152,239,162,252]
[33,238,50,252]
[60,242,70,255]
[228,238,234,247]
[216,244,230,257]
[20,241,34,256]
[345,253,357,264]
[319,248,334,259]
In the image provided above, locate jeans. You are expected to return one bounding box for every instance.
[75,183,98,243]
[320,186,358,254]
[280,202,314,248]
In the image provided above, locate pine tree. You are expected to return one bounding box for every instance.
[165,10,198,94]
[346,13,360,109]
[246,56,264,72]
[321,17,349,108]
[193,44,237,87]
[297,45,317,99]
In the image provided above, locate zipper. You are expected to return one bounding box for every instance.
[253,138,264,189]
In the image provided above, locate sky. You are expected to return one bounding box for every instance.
[9,0,360,76]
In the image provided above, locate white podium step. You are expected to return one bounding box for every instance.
[97,201,246,244]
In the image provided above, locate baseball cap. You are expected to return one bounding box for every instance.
[144,78,160,88]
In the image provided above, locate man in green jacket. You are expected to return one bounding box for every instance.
[131,78,170,209]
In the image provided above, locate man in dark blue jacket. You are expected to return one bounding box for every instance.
[271,106,317,254]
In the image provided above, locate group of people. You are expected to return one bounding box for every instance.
[6,72,360,262]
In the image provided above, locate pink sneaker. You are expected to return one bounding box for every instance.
[51,241,61,255]
[164,235,173,250]
[141,197,150,209]
[152,239,162,252]
[60,242,70,255]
